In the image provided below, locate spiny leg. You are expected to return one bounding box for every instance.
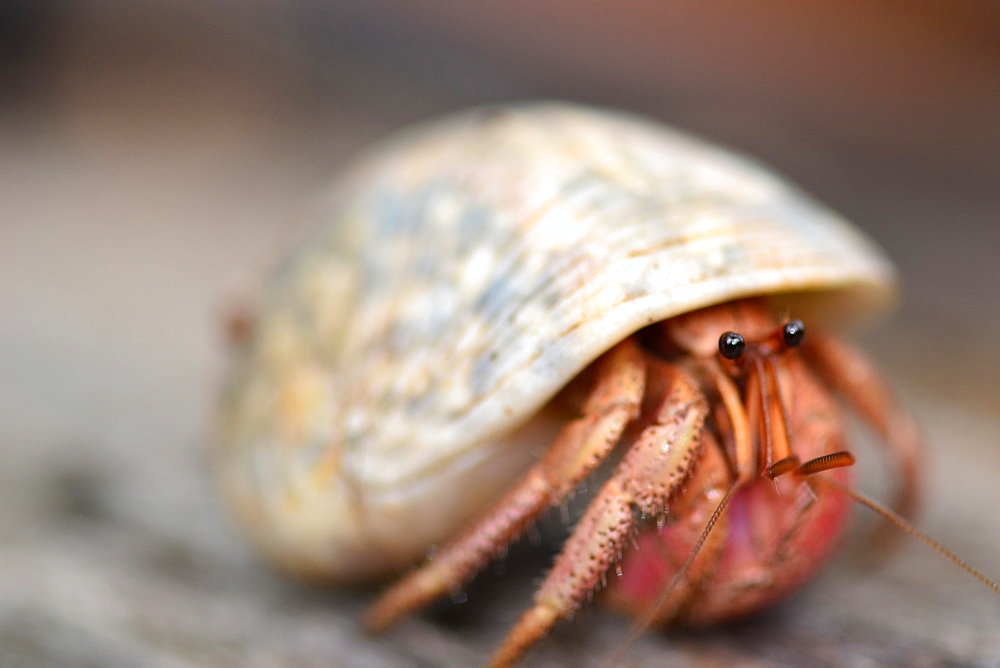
[803,333,922,522]
[489,361,708,668]
[604,430,733,628]
[600,356,755,652]
[364,339,647,631]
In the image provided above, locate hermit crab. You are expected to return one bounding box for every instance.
[217,103,994,665]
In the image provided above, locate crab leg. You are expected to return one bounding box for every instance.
[364,338,647,632]
[489,361,708,668]
[803,333,922,522]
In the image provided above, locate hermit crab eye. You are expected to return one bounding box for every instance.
[718,331,745,359]
[782,320,805,348]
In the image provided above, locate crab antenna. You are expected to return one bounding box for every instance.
[608,480,743,667]
[813,476,1000,595]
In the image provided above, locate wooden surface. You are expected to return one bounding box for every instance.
[2,4,999,665]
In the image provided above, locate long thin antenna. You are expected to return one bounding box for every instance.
[813,476,1000,595]
[607,481,742,667]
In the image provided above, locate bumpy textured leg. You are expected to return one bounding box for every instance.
[364,339,647,632]
[803,333,922,521]
[593,429,732,628]
[489,361,708,668]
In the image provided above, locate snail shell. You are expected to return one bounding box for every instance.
[218,103,895,581]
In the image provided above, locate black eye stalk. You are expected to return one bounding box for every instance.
[718,320,805,360]
[782,320,805,349]
[718,332,745,360]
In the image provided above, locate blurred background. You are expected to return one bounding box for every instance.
[2,2,998,664]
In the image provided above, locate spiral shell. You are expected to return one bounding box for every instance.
[218,103,895,581]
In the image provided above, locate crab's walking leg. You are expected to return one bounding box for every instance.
[803,333,922,522]
[364,339,647,632]
[489,362,708,668]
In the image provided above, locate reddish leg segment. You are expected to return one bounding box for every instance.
[364,339,647,632]
[489,360,708,667]
[804,333,922,522]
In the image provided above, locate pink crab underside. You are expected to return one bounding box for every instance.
[605,464,853,626]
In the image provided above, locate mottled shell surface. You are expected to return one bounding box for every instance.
[219,103,895,581]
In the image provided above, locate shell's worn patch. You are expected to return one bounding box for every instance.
[218,103,958,666]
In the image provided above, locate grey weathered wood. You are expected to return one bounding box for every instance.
[1,7,998,665]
